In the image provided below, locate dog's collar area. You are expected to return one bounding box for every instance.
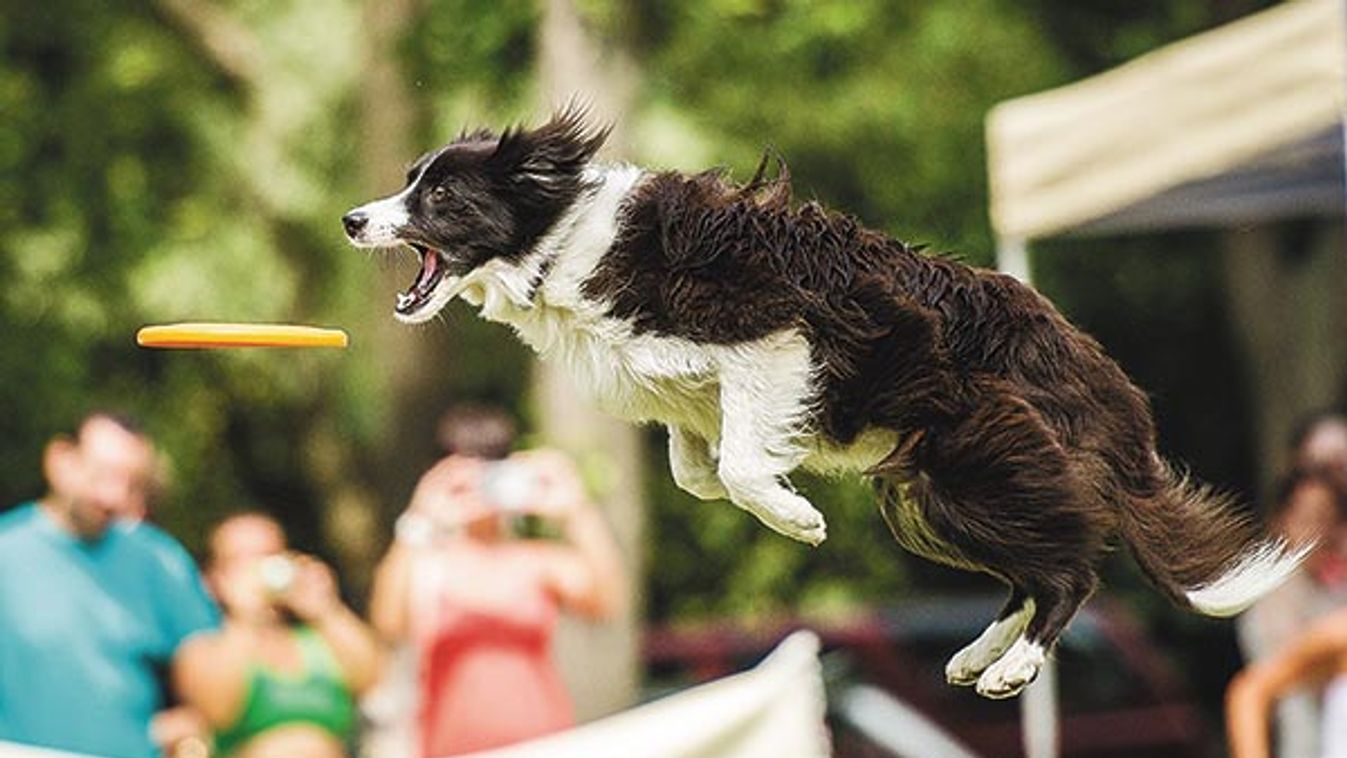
[522,178,605,305]
[524,247,560,306]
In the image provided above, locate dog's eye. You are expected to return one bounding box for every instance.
[429,186,449,204]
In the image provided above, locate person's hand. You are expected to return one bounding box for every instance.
[515,449,589,520]
[149,707,209,758]
[407,455,487,521]
[280,553,343,623]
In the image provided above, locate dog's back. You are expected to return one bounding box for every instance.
[588,167,1152,463]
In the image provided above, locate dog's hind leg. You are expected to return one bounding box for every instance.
[668,425,727,501]
[713,332,826,545]
[946,589,1033,686]
[891,388,1107,697]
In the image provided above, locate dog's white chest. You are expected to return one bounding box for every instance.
[560,325,721,433]
[505,303,723,435]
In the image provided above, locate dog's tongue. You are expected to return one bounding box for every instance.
[396,248,445,314]
[414,249,440,292]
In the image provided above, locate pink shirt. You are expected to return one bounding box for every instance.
[412,543,573,757]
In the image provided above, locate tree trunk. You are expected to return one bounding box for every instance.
[155,0,399,597]
[536,0,645,721]
[1222,220,1347,503]
[354,0,465,531]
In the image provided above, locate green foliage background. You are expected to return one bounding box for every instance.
[0,0,1283,723]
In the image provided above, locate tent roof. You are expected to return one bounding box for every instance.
[987,0,1346,240]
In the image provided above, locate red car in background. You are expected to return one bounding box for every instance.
[642,595,1214,758]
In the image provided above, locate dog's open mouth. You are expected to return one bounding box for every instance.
[395,243,458,319]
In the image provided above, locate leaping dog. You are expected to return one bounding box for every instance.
[344,110,1303,698]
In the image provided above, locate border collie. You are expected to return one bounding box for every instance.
[344,110,1304,698]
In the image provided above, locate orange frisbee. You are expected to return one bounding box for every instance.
[136,323,349,349]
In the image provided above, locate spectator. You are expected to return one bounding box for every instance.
[1237,468,1347,758]
[104,433,220,757]
[0,412,220,758]
[173,512,383,757]
[1228,604,1347,758]
[368,405,627,757]
[1289,411,1347,474]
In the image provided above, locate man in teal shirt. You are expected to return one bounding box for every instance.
[0,413,220,757]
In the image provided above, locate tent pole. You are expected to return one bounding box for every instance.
[1340,0,1347,220]
[1021,654,1059,758]
[997,236,1032,283]
[996,235,1059,758]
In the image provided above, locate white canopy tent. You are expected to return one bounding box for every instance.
[988,0,1345,254]
[985,2,1346,757]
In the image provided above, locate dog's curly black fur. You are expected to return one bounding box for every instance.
[585,155,1270,634]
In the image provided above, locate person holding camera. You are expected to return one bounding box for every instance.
[173,512,383,757]
[367,405,627,757]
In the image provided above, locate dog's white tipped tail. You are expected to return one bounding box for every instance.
[1185,539,1312,617]
[1123,461,1310,617]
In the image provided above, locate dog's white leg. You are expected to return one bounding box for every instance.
[668,426,728,500]
[714,333,827,546]
[946,598,1035,685]
[975,635,1047,699]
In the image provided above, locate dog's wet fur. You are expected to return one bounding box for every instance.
[345,109,1304,698]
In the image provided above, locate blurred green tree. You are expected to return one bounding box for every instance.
[0,0,542,598]
[0,0,1291,666]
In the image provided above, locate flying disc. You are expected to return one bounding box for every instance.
[136,323,349,349]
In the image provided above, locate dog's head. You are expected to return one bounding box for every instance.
[343,109,608,322]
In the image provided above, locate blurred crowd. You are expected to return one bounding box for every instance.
[0,406,626,758]
[1228,412,1347,758]
[11,404,1347,758]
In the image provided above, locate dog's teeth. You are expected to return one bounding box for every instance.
[396,292,416,310]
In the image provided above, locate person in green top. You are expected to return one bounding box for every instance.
[173,512,384,757]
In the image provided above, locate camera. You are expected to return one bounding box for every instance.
[479,460,539,512]
[257,554,296,597]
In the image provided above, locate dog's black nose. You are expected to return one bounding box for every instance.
[342,211,369,238]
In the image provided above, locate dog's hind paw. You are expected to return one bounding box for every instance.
[974,637,1045,699]
[945,602,1036,686]
[946,647,993,686]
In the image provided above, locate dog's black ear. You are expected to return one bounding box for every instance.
[489,107,609,196]
[457,126,499,143]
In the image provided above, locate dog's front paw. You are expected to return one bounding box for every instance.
[756,497,828,546]
[668,429,728,501]
[974,638,1044,699]
[672,468,729,501]
[788,521,828,547]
